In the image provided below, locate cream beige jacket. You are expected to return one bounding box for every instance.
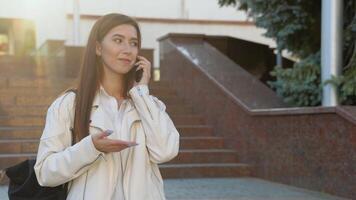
[34,85,180,200]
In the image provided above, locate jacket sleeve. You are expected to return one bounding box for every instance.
[129,84,180,164]
[34,93,104,187]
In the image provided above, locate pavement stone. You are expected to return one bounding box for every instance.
[163,178,349,200]
[0,178,350,200]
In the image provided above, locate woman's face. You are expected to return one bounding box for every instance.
[96,24,139,76]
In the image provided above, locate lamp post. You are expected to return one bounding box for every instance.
[73,0,80,46]
[321,0,343,106]
[181,0,188,19]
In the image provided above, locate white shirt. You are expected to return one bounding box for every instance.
[98,84,150,199]
[34,83,179,200]
[98,85,129,200]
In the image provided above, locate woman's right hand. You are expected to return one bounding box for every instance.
[91,132,138,153]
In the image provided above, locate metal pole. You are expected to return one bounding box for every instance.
[321,0,343,106]
[277,48,283,67]
[73,0,80,46]
[181,0,188,19]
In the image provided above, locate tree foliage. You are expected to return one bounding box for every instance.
[218,0,356,106]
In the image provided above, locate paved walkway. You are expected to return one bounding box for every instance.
[0,178,349,200]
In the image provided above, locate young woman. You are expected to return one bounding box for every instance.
[34,13,180,200]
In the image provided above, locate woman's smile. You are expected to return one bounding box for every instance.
[118,58,131,64]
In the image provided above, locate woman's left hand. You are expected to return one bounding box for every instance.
[134,55,151,86]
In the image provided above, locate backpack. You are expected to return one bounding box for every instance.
[5,90,76,200]
[5,159,68,200]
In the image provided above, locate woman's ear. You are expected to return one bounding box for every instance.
[96,42,102,56]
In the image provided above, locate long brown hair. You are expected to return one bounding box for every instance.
[73,13,141,142]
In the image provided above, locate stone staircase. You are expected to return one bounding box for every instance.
[0,73,253,183]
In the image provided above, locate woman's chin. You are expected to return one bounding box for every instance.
[108,65,132,75]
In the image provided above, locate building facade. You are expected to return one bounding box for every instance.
[0,0,275,67]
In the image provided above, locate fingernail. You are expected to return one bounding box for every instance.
[104,130,114,136]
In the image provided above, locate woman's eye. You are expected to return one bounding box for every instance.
[114,38,122,43]
[130,42,138,47]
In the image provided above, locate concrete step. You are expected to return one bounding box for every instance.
[0,106,47,116]
[0,88,65,96]
[0,95,58,106]
[0,153,35,170]
[160,163,253,178]
[0,104,193,116]
[0,132,224,153]
[0,78,75,88]
[0,87,177,97]
[0,56,35,66]
[0,114,205,126]
[0,160,252,185]
[0,116,46,127]
[0,95,184,106]
[0,60,34,68]
[171,115,205,125]
[167,105,194,115]
[169,149,238,164]
[0,149,238,168]
[177,125,214,137]
[0,139,38,154]
[180,137,225,149]
[0,126,41,139]
[0,78,7,88]
[0,67,37,78]
[0,78,172,89]
[0,136,226,153]
[0,125,214,139]
[0,69,37,77]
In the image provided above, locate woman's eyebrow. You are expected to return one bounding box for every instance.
[112,34,138,40]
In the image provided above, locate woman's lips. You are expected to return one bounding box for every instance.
[118,59,131,64]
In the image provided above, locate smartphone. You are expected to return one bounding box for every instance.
[133,58,143,82]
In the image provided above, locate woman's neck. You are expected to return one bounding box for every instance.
[101,71,126,100]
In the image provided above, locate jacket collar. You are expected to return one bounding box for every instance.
[90,91,140,132]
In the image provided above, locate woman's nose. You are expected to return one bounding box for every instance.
[121,41,134,53]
